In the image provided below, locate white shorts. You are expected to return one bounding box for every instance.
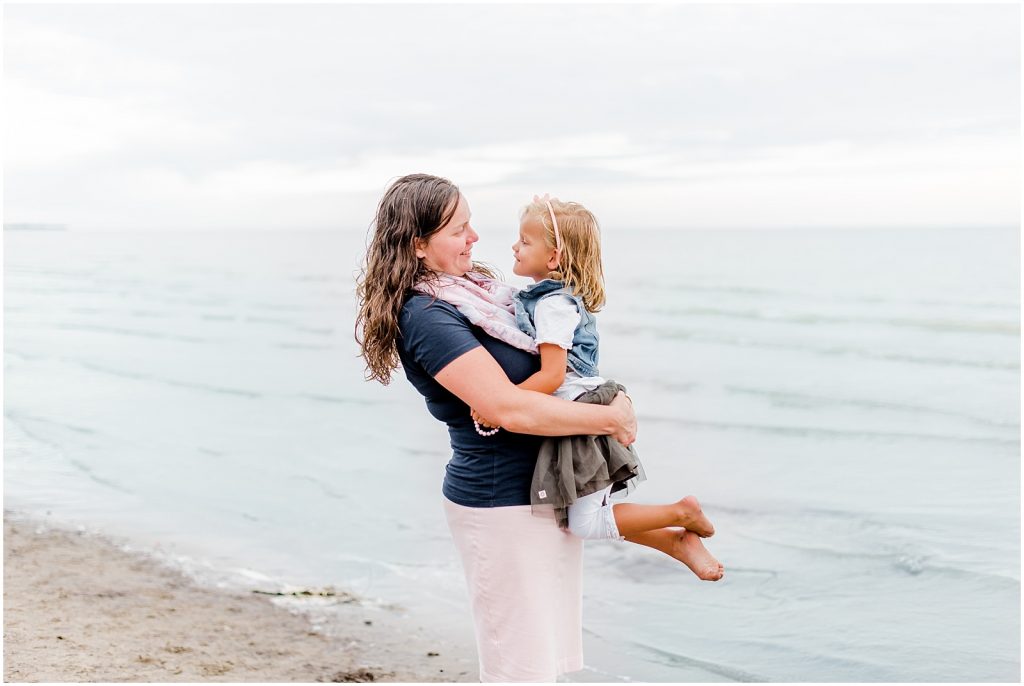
[567,485,623,541]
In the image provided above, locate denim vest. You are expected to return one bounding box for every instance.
[514,279,600,378]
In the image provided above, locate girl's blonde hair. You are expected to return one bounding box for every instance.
[521,197,605,312]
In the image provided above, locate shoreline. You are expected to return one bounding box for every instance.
[3,512,477,682]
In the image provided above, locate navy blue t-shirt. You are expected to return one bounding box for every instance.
[397,294,542,507]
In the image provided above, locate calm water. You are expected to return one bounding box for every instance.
[4,226,1020,681]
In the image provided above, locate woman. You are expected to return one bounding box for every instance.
[355,173,636,681]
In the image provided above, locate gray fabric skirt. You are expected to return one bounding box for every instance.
[530,380,646,529]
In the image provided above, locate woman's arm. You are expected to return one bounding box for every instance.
[435,347,636,445]
[515,343,567,395]
[469,343,565,428]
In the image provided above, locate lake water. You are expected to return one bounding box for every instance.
[4,226,1020,681]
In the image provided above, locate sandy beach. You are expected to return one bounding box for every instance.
[3,513,477,682]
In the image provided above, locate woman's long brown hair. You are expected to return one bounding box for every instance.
[355,173,494,385]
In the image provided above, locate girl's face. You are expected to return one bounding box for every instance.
[512,215,558,281]
[415,194,478,276]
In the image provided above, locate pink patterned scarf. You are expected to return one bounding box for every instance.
[413,272,538,354]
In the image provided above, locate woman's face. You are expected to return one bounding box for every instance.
[415,194,478,276]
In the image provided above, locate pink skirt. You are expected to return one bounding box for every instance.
[443,497,584,682]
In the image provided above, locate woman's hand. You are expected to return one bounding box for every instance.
[609,391,637,446]
[471,407,500,430]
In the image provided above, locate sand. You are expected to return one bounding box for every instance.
[3,514,478,682]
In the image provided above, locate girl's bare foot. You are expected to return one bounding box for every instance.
[671,529,724,581]
[676,495,715,537]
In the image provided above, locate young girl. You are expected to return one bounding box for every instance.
[471,195,724,582]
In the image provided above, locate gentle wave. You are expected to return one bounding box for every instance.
[635,304,1019,335]
[731,530,1020,586]
[621,640,765,682]
[7,349,387,408]
[297,393,387,406]
[615,278,1019,311]
[5,410,97,436]
[76,361,264,398]
[5,412,132,494]
[724,385,1020,428]
[275,342,335,350]
[607,323,1019,370]
[287,475,349,501]
[54,323,209,344]
[640,413,1018,446]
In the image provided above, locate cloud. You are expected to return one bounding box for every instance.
[3,4,1019,230]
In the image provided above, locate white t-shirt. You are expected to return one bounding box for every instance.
[533,294,606,401]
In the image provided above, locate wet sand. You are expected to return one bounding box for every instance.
[3,514,477,682]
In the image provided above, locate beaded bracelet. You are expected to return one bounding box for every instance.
[474,420,500,437]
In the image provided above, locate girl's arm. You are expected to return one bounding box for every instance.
[435,346,635,445]
[515,343,568,395]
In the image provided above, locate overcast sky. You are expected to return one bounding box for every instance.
[3,3,1020,232]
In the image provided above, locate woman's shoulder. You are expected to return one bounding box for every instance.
[401,292,461,319]
[399,293,470,335]
[398,293,482,373]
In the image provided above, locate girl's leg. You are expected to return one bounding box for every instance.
[626,528,724,581]
[611,495,715,538]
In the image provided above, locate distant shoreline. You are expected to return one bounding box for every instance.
[4,223,68,231]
